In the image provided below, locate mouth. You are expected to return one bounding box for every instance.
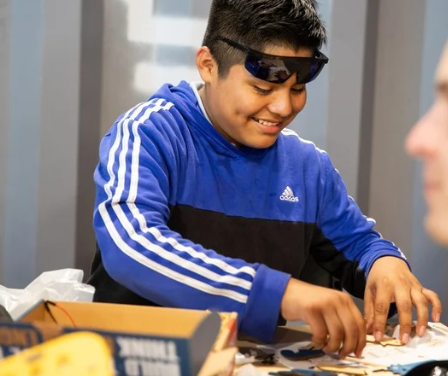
[251,117,283,133]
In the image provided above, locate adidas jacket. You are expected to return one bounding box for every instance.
[90,81,407,343]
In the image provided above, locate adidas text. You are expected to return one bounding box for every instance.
[280,195,299,202]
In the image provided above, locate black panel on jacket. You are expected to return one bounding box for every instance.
[89,245,161,306]
[89,204,366,307]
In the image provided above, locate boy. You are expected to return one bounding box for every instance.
[89,0,441,358]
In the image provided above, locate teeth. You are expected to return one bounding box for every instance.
[254,118,279,127]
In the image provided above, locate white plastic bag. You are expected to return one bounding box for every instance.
[0,269,95,320]
[234,364,269,376]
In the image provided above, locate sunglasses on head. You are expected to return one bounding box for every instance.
[215,37,329,84]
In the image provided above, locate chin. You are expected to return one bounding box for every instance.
[425,214,448,247]
[244,136,279,149]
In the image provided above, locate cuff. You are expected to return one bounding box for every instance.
[239,264,290,343]
[366,252,412,277]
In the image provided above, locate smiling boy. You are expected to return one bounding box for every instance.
[89,0,441,358]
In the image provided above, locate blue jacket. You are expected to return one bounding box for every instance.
[90,81,406,342]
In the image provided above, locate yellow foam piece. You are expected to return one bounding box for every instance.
[0,332,114,376]
[366,334,404,346]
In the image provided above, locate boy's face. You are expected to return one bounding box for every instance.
[406,42,448,245]
[197,45,313,149]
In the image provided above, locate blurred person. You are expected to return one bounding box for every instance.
[406,41,448,246]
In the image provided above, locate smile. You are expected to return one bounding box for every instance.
[252,117,281,127]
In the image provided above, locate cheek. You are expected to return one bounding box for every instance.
[233,95,267,117]
[289,90,308,114]
[438,105,448,188]
[442,148,448,195]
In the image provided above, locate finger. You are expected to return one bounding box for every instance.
[363,287,374,334]
[411,286,429,337]
[372,284,393,342]
[322,307,344,356]
[395,287,413,344]
[422,288,443,323]
[337,299,365,359]
[334,306,355,358]
[306,311,329,348]
[351,300,367,358]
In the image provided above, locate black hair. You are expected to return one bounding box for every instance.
[202,0,327,77]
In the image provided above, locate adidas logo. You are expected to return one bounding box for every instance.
[280,186,299,202]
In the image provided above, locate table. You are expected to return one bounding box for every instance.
[235,325,397,376]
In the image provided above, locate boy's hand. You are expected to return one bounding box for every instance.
[280,278,366,358]
[364,256,442,344]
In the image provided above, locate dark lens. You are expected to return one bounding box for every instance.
[245,54,262,76]
[296,61,325,84]
[307,61,325,83]
[245,55,292,83]
[245,53,326,84]
[270,68,291,83]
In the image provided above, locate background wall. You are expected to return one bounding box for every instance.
[0,0,447,321]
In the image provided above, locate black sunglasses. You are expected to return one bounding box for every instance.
[215,37,329,84]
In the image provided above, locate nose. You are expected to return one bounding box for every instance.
[267,90,294,118]
[406,101,442,159]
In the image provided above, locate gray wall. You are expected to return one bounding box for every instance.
[0,0,10,281]
[4,0,46,287]
[1,1,448,326]
[368,0,427,262]
[100,0,212,135]
[76,0,103,279]
[1,0,99,287]
[294,0,332,152]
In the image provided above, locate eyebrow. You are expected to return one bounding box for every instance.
[246,74,271,86]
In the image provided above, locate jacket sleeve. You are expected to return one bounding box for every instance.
[311,151,410,298]
[93,101,290,343]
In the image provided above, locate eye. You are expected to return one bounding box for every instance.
[291,87,306,95]
[254,86,272,95]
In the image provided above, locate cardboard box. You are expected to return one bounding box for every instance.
[0,301,237,376]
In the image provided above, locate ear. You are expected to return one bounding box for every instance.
[196,46,217,83]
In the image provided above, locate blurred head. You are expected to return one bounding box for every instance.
[196,0,327,149]
[406,42,448,245]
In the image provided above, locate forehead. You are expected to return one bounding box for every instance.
[261,44,314,59]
